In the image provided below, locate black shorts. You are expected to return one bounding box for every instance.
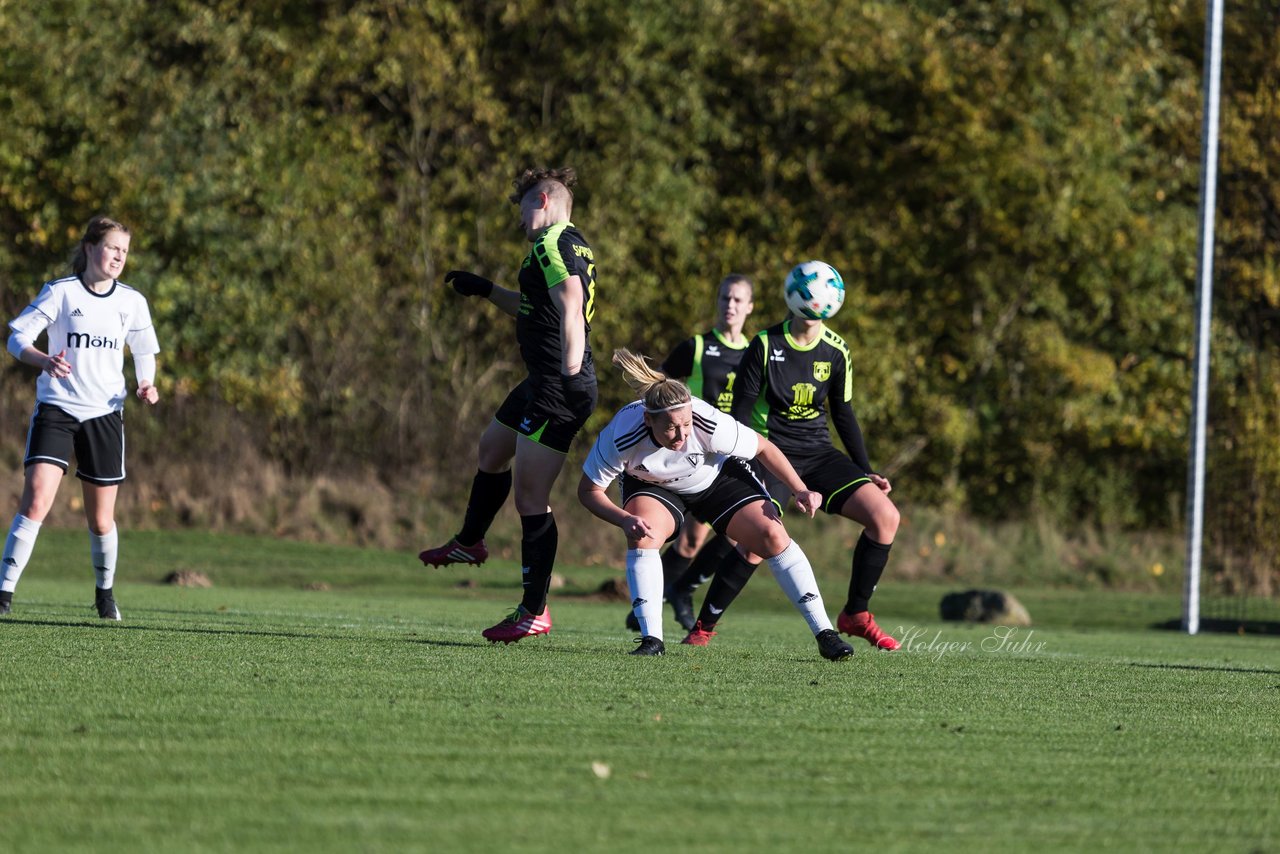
[761,445,871,515]
[494,371,596,454]
[24,403,126,486]
[620,457,770,542]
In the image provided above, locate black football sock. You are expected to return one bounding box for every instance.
[660,544,694,589]
[695,550,759,628]
[456,469,512,546]
[845,533,892,614]
[672,533,736,594]
[518,512,558,616]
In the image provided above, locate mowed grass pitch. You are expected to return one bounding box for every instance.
[1,530,1277,853]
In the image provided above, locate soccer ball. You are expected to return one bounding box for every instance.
[784,260,845,320]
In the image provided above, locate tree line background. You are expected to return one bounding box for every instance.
[1,0,1276,583]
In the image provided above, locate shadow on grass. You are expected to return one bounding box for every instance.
[1,616,491,651]
[1152,617,1280,636]
[1130,662,1280,676]
[1,616,353,641]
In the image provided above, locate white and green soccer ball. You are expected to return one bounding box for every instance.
[784,260,845,320]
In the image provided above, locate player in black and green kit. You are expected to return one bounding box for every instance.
[662,275,755,416]
[419,166,599,644]
[673,299,903,651]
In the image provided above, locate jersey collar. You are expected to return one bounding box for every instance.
[783,318,823,351]
[77,275,118,298]
[710,327,749,350]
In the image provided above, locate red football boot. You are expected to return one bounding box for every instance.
[837,610,900,650]
[481,605,552,644]
[680,620,718,647]
[419,537,488,568]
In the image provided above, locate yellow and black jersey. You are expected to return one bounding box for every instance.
[730,319,874,472]
[661,328,749,413]
[516,221,598,376]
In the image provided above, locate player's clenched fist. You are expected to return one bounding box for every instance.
[444,270,494,299]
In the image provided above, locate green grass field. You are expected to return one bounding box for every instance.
[2,529,1277,852]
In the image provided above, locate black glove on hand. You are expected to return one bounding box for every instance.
[561,370,596,413]
[445,270,494,298]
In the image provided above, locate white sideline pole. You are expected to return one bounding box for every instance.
[1184,0,1225,636]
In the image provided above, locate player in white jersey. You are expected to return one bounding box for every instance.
[577,349,855,660]
[2,216,161,620]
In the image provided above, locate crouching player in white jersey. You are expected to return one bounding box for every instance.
[3,216,161,620]
[577,349,854,660]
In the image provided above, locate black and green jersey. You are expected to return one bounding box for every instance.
[516,221,598,377]
[661,328,750,413]
[730,318,874,471]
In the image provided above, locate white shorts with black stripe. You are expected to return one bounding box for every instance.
[25,403,126,485]
[620,457,771,543]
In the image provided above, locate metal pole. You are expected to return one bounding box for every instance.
[1184,0,1226,635]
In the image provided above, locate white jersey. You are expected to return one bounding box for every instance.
[8,276,160,421]
[583,397,760,494]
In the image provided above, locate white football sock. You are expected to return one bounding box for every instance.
[625,548,665,641]
[2,515,42,593]
[90,526,118,589]
[765,540,834,635]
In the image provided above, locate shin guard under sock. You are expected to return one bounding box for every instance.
[845,532,892,614]
[695,550,758,628]
[518,512,558,615]
[672,533,736,595]
[457,469,512,546]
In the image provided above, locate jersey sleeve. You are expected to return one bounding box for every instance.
[125,293,160,356]
[693,400,760,460]
[535,227,590,290]
[8,282,58,342]
[830,397,873,473]
[582,416,626,488]
[661,337,696,379]
[729,333,767,431]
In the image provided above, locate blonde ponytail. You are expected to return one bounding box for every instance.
[612,348,691,412]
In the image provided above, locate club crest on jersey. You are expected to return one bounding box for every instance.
[813,361,831,381]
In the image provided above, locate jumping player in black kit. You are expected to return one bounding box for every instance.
[674,280,902,651]
[419,167,599,644]
[623,274,754,633]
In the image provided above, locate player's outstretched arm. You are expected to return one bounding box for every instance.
[445,270,521,317]
[577,474,651,540]
[754,436,821,517]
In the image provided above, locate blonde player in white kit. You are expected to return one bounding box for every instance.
[578,349,855,660]
[3,216,161,620]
